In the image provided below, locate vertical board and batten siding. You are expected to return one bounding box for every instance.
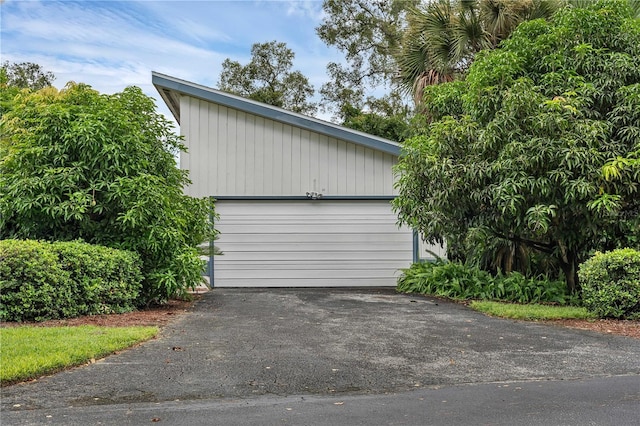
[214,200,414,287]
[152,74,447,288]
[180,96,397,198]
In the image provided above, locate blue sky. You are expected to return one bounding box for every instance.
[1,0,347,121]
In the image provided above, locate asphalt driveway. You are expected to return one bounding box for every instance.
[3,288,640,425]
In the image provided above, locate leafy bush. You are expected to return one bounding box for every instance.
[0,240,72,322]
[579,248,640,319]
[496,271,572,305]
[397,261,574,305]
[0,239,142,322]
[393,1,640,294]
[397,261,492,299]
[53,240,142,315]
[0,83,216,304]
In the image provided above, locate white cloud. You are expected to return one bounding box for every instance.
[284,0,325,20]
[1,0,351,124]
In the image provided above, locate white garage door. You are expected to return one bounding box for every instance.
[212,200,414,287]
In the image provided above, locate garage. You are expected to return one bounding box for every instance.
[213,199,414,287]
[153,72,442,288]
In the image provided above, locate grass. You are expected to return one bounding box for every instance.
[0,325,158,385]
[469,300,595,321]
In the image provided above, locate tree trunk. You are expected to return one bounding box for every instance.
[558,241,579,294]
[560,259,579,294]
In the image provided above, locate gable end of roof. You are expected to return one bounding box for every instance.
[152,72,401,156]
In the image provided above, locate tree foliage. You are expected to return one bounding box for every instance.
[341,93,414,142]
[0,83,216,304]
[393,0,640,293]
[1,62,56,117]
[217,41,317,115]
[395,0,562,103]
[1,61,55,90]
[316,0,418,117]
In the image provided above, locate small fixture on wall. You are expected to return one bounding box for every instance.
[306,191,323,200]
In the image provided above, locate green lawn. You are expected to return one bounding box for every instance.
[0,325,158,384]
[469,300,594,320]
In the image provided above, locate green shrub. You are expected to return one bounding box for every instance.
[0,84,216,305]
[578,248,640,319]
[397,261,574,305]
[496,271,571,305]
[397,261,492,299]
[0,240,74,322]
[0,239,142,322]
[53,240,142,315]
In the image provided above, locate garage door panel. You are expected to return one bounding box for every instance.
[219,224,406,234]
[213,200,413,287]
[219,242,407,252]
[216,269,404,280]
[216,278,399,287]
[221,203,395,215]
[215,259,409,270]
[217,251,412,261]
[219,233,411,244]
[221,214,399,221]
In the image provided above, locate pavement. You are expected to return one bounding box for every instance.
[1,287,639,425]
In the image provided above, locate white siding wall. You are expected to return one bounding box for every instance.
[180,96,398,197]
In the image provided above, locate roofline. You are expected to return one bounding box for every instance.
[151,71,401,156]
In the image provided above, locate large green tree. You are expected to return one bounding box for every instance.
[1,62,56,117]
[217,41,317,115]
[1,61,55,90]
[396,0,561,104]
[0,83,216,303]
[316,0,418,119]
[393,0,640,293]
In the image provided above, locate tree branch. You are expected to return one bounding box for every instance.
[490,230,556,254]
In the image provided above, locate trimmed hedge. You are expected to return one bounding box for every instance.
[0,240,142,322]
[579,248,640,320]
